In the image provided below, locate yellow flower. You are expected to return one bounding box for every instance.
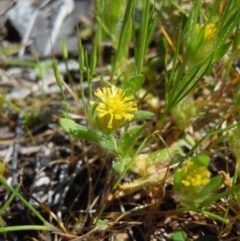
[92,86,137,130]
[195,23,217,41]
[180,161,210,188]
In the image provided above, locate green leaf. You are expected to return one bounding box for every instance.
[59,118,116,151]
[103,0,126,37]
[87,103,98,128]
[121,74,145,96]
[173,169,185,191]
[117,7,132,62]
[217,12,240,46]
[212,42,231,62]
[197,175,223,200]
[172,230,187,241]
[59,118,101,143]
[203,176,223,193]
[132,111,155,121]
[96,219,108,231]
[149,143,185,166]
[61,38,68,60]
[236,91,240,107]
[118,126,143,156]
[149,148,173,165]
[112,157,130,173]
[99,134,116,151]
[191,24,206,51]
[52,59,62,90]
[191,153,210,167]
[202,184,240,208]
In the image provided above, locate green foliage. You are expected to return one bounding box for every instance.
[191,153,210,167]
[131,110,155,121]
[118,126,143,156]
[197,176,223,199]
[59,118,116,151]
[171,101,196,130]
[52,58,67,108]
[157,0,240,129]
[112,156,130,173]
[96,219,108,231]
[55,0,240,237]
[172,230,188,241]
[59,118,101,143]
[0,176,59,233]
[174,153,223,208]
[121,74,145,96]
[212,41,232,62]
[1,0,240,238]
[103,0,126,47]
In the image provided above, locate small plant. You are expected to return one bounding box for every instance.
[174,154,223,208]
[1,0,240,240]
[57,0,240,235]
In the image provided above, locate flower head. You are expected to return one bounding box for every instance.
[195,23,217,41]
[92,86,137,131]
[174,155,222,208]
[179,161,210,188]
[187,23,217,69]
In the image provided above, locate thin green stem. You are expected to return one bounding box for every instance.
[113,137,148,190]
[33,51,45,101]
[110,0,134,82]
[61,38,74,87]
[199,210,227,224]
[0,183,21,216]
[136,0,150,74]
[78,35,87,112]
[0,177,48,227]
[84,49,92,101]
[0,225,52,233]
